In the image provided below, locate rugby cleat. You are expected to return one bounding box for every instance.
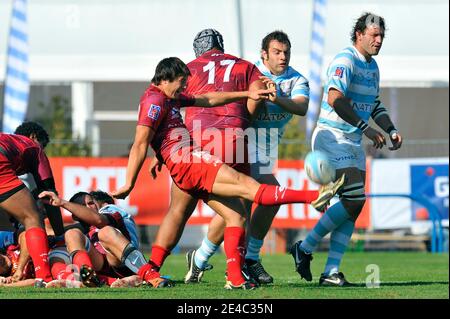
[145,276,174,288]
[244,259,273,284]
[184,249,213,284]
[80,265,103,287]
[290,241,313,281]
[319,272,355,287]
[34,278,47,288]
[312,173,346,212]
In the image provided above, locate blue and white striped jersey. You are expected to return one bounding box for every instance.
[252,59,309,151]
[99,204,139,249]
[317,46,380,143]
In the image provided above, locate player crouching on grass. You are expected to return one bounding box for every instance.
[111,57,344,289]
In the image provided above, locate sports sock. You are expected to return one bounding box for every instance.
[324,219,355,276]
[137,261,161,281]
[254,184,318,206]
[121,243,147,274]
[245,236,264,262]
[71,250,93,269]
[50,262,70,280]
[301,201,350,254]
[194,237,220,270]
[149,245,170,269]
[224,227,246,286]
[25,227,52,282]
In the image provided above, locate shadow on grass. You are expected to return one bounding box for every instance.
[285,280,449,288]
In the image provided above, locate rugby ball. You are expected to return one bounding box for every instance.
[304,151,336,185]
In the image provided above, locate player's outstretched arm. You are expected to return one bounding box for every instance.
[193,88,274,107]
[112,125,155,199]
[39,191,109,228]
[259,76,309,116]
[11,232,30,282]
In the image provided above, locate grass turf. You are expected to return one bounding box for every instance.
[0,252,448,299]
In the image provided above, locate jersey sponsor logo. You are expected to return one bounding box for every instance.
[334,67,345,78]
[148,104,161,120]
[256,112,290,122]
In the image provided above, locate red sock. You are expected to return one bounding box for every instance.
[224,227,246,286]
[137,261,161,281]
[72,250,93,269]
[25,227,52,282]
[51,262,70,280]
[150,245,170,268]
[254,184,318,206]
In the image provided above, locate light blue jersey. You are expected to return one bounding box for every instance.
[252,59,310,140]
[99,204,139,249]
[250,60,309,173]
[317,46,380,143]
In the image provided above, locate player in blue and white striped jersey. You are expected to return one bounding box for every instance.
[187,31,314,285]
[244,31,310,283]
[291,13,403,286]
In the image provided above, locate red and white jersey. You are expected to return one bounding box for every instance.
[137,85,195,162]
[184,49,262,131]
[0,133,53,182]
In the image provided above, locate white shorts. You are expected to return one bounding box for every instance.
[312,126,366,171]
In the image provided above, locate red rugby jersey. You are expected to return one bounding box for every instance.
[0,133,53,182]
[184,49,262,131]
[137,85,195,162]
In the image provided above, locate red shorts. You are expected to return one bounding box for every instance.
[0,153,25,200]
[165,149,224,201]
[194,130,250,175]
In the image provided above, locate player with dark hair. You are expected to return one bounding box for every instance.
[290,12,402,286]
[13,121,64,238]
[146,28,270,286]
[111,56,343,289]
[0,130,58,286]
[185,30,335,285]
[40,190,145,287]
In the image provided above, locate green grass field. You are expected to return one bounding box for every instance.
[0,252,448,299]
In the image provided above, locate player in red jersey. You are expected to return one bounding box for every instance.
[39,190,146,288]
[0,127,59,286]
[0,231,34,284]
[13,122,65,237]
[112,57,342,289]
[144,29,267,283]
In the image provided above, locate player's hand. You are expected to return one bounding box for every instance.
[248,88,275,101]
[38,191,65,207]
[11,270,24,282]
[0,276,12,286]
[111,184,134,200]
[388,131,403,151]
[149,157,163,179]
[259,76,277,102]
[364,127,386,149]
